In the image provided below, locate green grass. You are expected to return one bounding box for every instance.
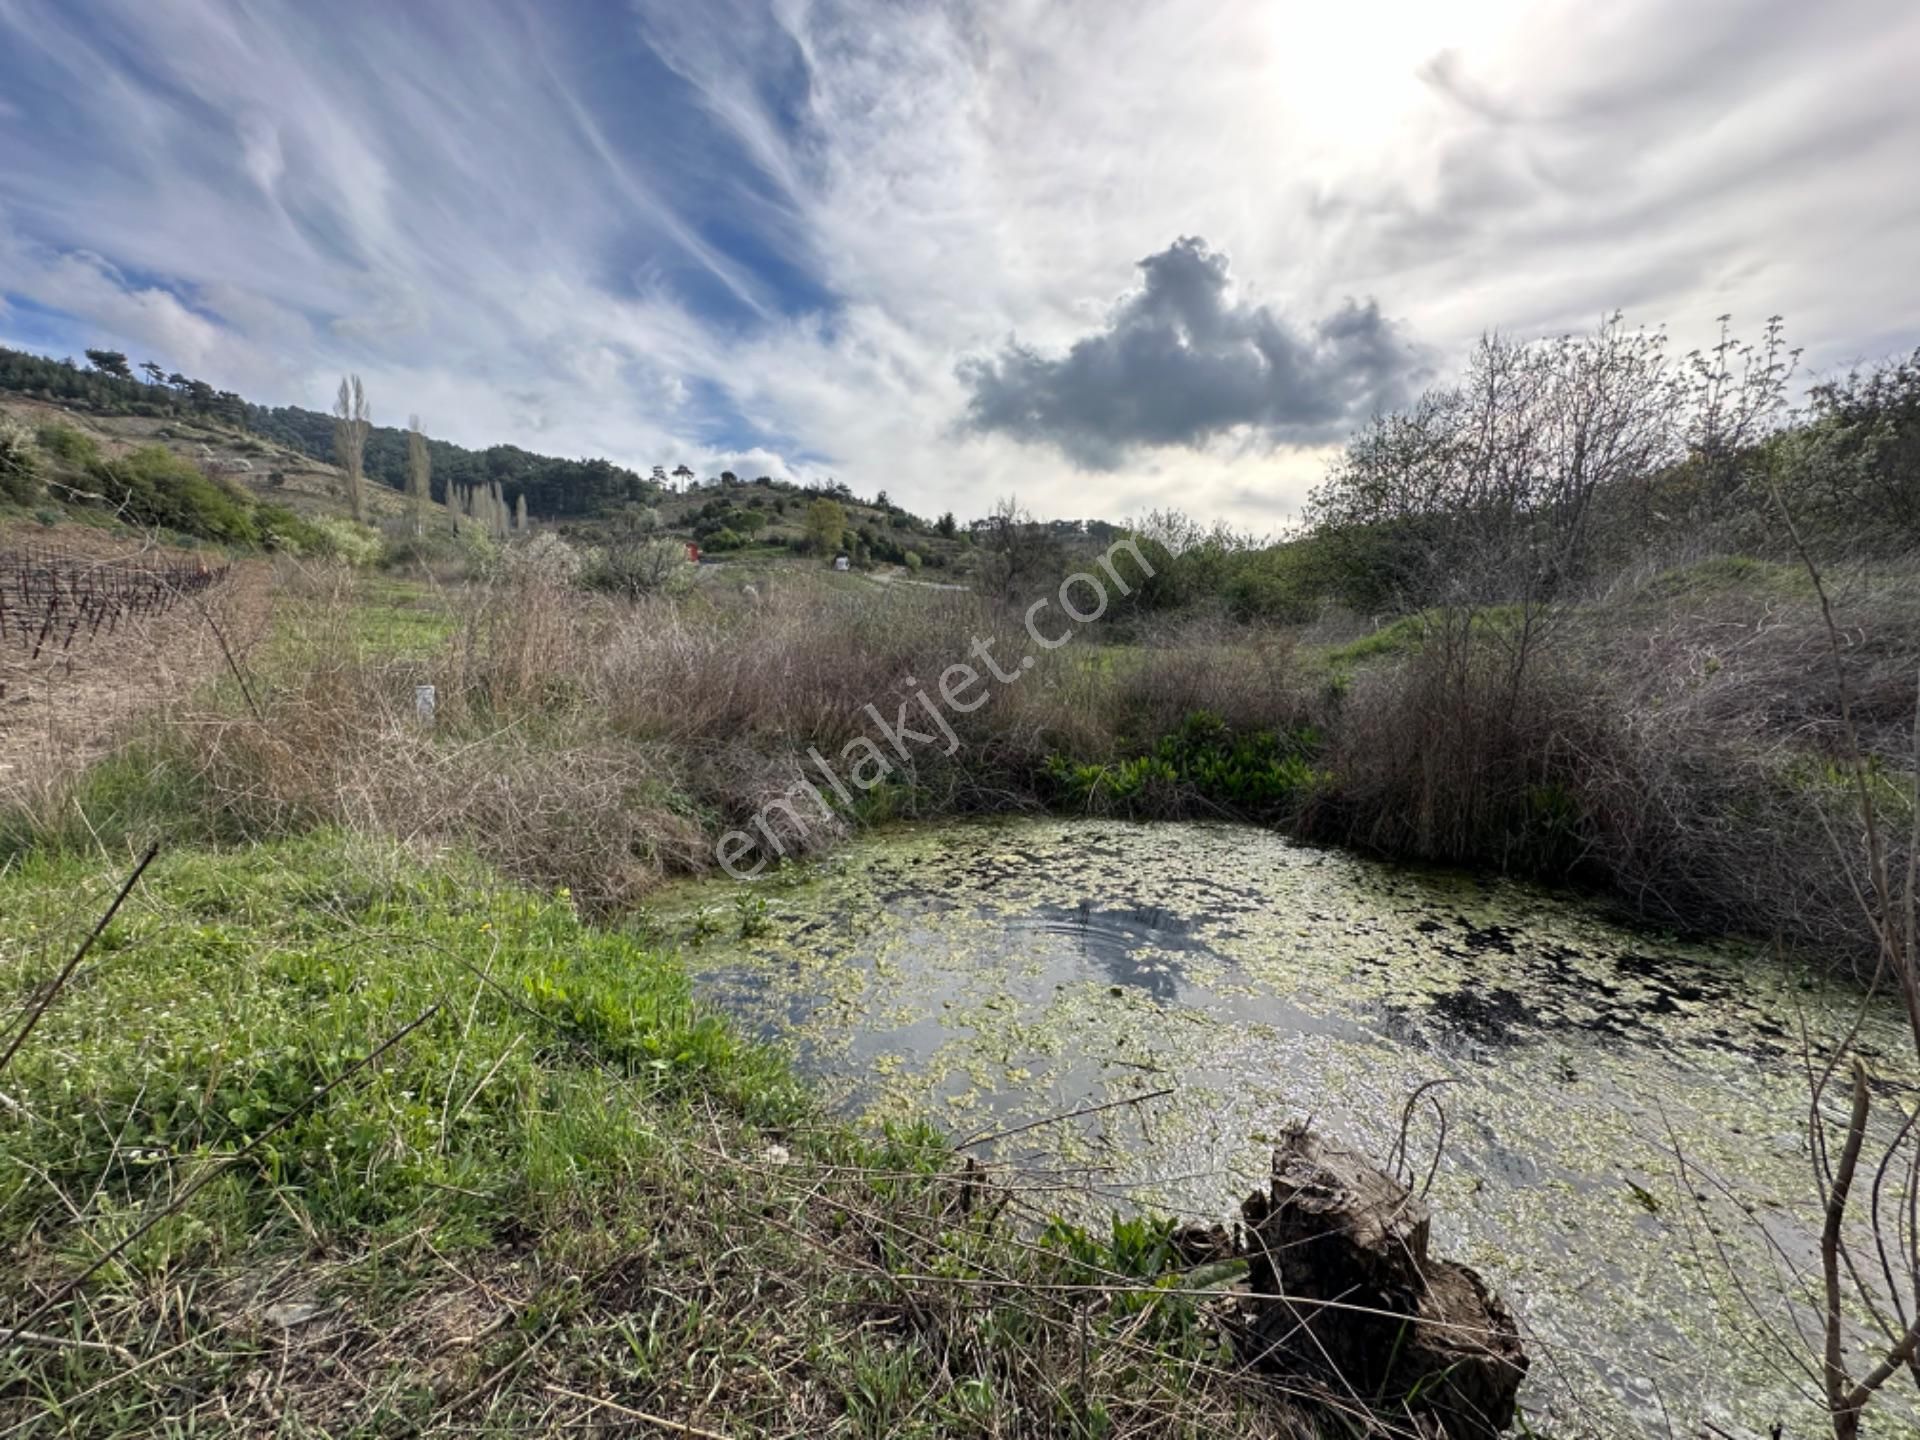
[1632,553,1812,601]
[267,577,456,664]
[1314,604,1537,670]
[0,745,230,865]
[0,832,1301,1437]
[1317,614,1429,666]
[339,578,457,657]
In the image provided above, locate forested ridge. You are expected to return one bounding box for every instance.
[0,345,655,518]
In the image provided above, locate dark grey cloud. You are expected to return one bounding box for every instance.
[956,237,1424,468]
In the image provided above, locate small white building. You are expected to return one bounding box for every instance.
[833,554,850,571]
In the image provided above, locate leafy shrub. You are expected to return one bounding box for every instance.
[33,420,102,470]
[0,416,41,504]
[307,516,385,566]
[1772,347,1920,551]
[255,503,333,557]
[501,532,583,587]
[580,538,693,597]
[457,523,499,578]
[904,550,922,572]
[87,445,258,543]
[243,504,380,563]
[379,523,477,570]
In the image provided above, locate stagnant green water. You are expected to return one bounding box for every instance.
[654,818,1919,1436]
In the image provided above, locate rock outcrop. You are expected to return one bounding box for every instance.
[1237,1124,1529,1437]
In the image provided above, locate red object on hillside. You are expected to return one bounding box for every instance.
[685,542,701,563]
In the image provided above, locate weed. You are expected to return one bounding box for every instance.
[734,889,772,937]
[0,835,1310,1438]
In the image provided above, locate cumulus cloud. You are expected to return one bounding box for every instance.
[957,238,1423,468]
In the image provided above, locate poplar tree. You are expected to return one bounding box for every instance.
[406,414,432,537]
[332,375,370,523]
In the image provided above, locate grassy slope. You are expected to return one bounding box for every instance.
[0,394,397,531]
[0,838,1297,1434]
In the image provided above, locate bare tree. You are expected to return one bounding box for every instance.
[333,375,370,524]
[406,414,432,538]
[1773,516,1920,1439]
[978,495,1065,600]
[1307,316,1685,613]
[514,493,529,531]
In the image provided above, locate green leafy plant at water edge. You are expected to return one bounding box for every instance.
[1153,711,1322,806]
[1045,752,1180,805]
[734,889,772,937]
[1038,1213,1225,1358]
[1046,711,1323,813]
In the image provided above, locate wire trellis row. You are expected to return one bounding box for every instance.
[0,543,231,661]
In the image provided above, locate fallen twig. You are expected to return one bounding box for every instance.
[957,1088,1174,1150]
[0,842,158,1080]
[543,1383,737,1439]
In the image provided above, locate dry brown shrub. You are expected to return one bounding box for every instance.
[1107,614,1305,741]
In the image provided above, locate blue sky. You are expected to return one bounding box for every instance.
[2,0,1917,526]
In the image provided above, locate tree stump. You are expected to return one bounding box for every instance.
[1238,1123,1528,1437]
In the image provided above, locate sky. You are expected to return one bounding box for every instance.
[1,0,1916,530]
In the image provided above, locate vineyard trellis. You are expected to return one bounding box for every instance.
[0,543,231,665]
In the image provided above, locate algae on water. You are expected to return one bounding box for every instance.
[655,818,1918,1437]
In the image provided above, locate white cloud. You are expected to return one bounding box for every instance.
[0,0,1915,528]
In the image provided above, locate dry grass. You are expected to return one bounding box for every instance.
[16,546,1918,965]
[1305,558,1920,963]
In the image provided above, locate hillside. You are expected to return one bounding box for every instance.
[0,344,1167,589]
[0,346,650,523]
[0,346,1003,573]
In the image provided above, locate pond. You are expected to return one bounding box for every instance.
[653,817,1919,1436]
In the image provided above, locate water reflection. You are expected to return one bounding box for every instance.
[1013,900,1203,1001]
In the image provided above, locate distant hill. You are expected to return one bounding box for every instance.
[0,346,651,520]
[243,403,653,519]
[0,346,1119,564]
